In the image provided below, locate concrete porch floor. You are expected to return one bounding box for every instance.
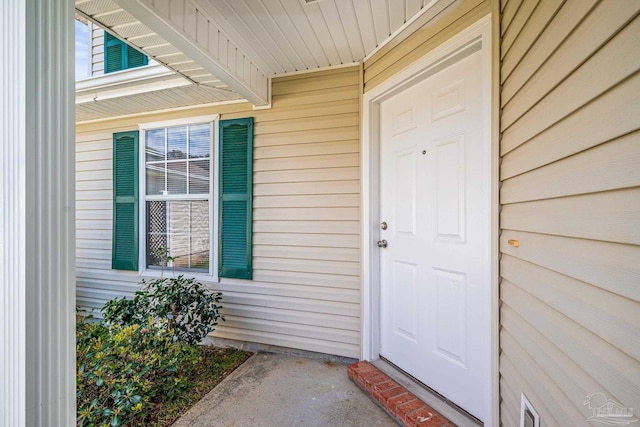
[173,352,398,427]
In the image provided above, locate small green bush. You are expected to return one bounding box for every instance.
[100,292,149,326]
[78,273,225,425]
[76,318,200,427]
[102,275,224,346]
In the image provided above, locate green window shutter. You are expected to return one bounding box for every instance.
[104,32,123,73]
[112,131,139,270]
[219,118,253,279]
[126,45,148,68]
[104,31,148,73]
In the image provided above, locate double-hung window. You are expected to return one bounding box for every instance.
[112,116,253,280]
[141,116,217,275]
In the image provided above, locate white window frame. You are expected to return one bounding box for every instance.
[138,114,220,281]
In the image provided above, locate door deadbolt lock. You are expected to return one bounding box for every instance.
[380,222,388,230]
[377,240,388,248]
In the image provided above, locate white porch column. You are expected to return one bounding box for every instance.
[1,1,76,425]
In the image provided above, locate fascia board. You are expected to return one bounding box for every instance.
[75,75,192,104]
[76,64,184,93]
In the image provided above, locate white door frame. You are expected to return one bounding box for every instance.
[360,15,498,426]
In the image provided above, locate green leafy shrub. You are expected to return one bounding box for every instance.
[101,292,149,326]
[76,318,200,427]
[102,276,223,346]
[79,271,225,425]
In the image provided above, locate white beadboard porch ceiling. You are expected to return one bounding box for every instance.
[76,0,438,109]
[202,0,437,75]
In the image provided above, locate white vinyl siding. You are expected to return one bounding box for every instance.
[76,67,361,358]
[90,22,104,76]
[499,1,640,426]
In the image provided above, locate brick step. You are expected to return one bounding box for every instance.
[347,361,456,427]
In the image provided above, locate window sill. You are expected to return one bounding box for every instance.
[139,269,220,284]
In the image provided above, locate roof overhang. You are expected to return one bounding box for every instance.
[76,64,190,103]
[75,64,245,123]
[75,0,271,106]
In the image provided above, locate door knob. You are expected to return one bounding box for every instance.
[377,240,388,248]
[380,222,388,230]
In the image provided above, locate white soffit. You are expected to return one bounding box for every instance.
[76,84,245,122]
[74,62,244,122]
[200,0,439,75]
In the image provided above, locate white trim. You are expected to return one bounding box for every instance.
[271,62,360,79]
[139,114,219,130]
[361,14,497,426]
[75,76,192,104]
[363,0,444,62]
[138,114,220,281]
[212,118,220,280]
[520,394,540,427]
[490,6,501,426]
[86,20,93,78]
[144,194,209,201]
[76,64,182,92]
[252,103,273,110]
[75,99,248,126]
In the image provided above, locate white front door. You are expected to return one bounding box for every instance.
[379,48,490,421]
